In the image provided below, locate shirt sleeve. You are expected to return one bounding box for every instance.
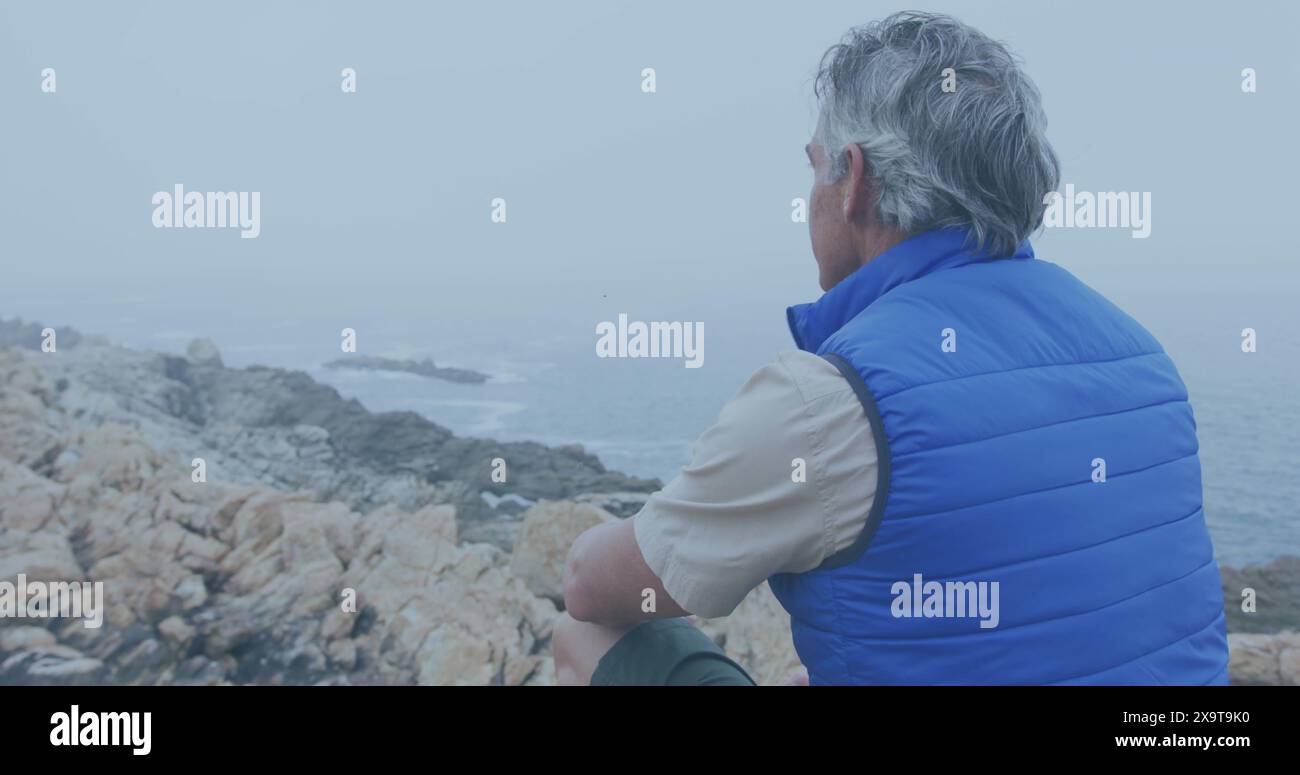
[632,349,878,618]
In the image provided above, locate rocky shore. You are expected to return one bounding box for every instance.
[0,319,658,548]
[0,318,1295,685]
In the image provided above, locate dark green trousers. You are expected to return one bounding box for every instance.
[590,618,756,686]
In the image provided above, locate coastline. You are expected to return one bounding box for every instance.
[0,317,1295,685]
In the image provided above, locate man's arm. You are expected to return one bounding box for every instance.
[562,516,689,626]
[560,350,879,628]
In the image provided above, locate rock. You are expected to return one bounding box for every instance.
[1,646,107,684]
[169,656,229,686]
[1,317,660,542]
[1227,633,1278,685]
[0,459,62,532]
[185,338,223,368]
[1227,631,1300,685]
[1279,647,1300,686]
[57,423,166,492]
[158,616,196,646]
[0,352,62,466]
[333,505,559,686]
[323,354,488,384]
[0,387,560,685]
[0,318,83,352]
[699,582,802,686]
[0,626,57,652]
[510,500,615,601]
[1221,555,1300,634]
[574,491,651,518]
[0,531,83,586]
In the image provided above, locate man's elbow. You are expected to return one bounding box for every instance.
[561,532,599,622]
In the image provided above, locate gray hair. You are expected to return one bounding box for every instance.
[814,11,1059,257]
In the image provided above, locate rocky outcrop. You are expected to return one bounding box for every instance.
[510,500,615,602]
[323,355,489,384]
[0,340,786,685]
[0,319,659,550]
[573,491,652,519]
[1220,555,1300,635]
[1227,631,1300,686]
[0,419,558,684]
[699,583,804,686]
[0,318,84,352]
[185,338,223,368]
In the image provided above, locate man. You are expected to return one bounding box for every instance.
[556,11,1229,686]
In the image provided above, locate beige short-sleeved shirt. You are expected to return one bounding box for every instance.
[633,349,878,618]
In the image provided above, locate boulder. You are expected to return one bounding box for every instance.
[1228,631,1300,686]
[699,582,803,686]
[510,500,615,601]
[0,410,558,685]
[185,338,223,368]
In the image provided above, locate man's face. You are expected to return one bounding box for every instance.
[806,138,859,291]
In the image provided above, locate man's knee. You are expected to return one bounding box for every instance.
[552,612,599,686]
[552,612,580,683]
[551,612,629,686]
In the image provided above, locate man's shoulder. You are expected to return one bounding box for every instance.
[771,349,855,406]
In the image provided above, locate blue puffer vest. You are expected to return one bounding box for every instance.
[770,228,1229,685]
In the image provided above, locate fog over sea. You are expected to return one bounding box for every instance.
[2,1,1297,566]
[5,277,1297,568]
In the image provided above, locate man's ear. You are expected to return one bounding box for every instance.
[841,143,874,223]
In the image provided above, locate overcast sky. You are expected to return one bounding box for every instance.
[1,0,1297,350]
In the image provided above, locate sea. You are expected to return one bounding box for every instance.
[5,283,1296,569]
